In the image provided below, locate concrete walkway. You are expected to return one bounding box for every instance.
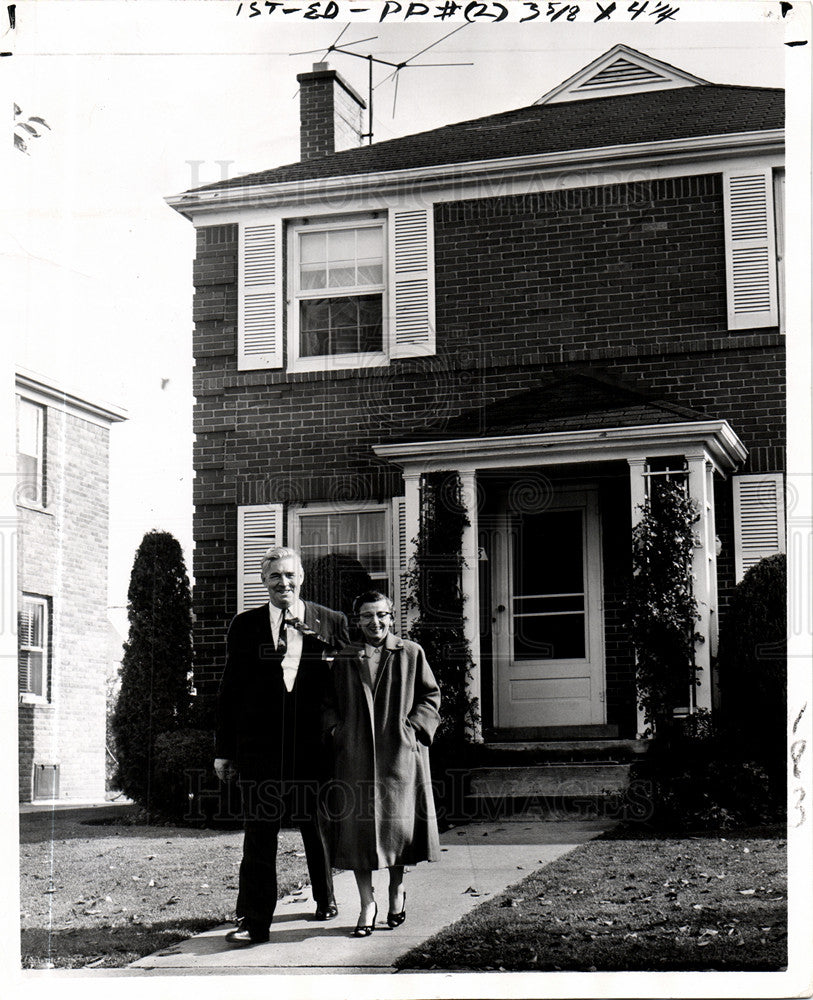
[130,817,612,975]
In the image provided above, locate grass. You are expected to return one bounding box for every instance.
[396,825,787,972]
[20,805,311,969]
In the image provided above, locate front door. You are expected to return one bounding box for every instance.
[492,488,605,729]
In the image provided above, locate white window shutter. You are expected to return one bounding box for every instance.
[723,170,779,330]
[239,221,284,370]
[391,496,410,635]
[237,504,283,612]
[388,207,435,359]
[732,474,785,583]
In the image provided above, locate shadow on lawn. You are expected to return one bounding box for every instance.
[21,917,219,969]
[598,823,786,842]
[19,809,236,845]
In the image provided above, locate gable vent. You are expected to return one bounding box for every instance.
[577,58,667,91]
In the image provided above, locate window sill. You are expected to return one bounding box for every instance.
[288,352,390,375]
[19,693,49,706]
[16,500,51,515]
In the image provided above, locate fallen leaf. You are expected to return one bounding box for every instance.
[692,904,704,910]
[739,889,756,895]
[148,880,155,888]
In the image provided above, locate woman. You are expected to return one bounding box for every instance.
[324,590,441,937]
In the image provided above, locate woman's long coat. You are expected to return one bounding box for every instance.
[323,633,441,871]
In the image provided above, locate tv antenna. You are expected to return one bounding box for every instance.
[291,24,472,144]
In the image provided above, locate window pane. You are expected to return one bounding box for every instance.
[515,510,583,597]
[28,652,44,697]
[358,512,385,543]
[18,401,41,457]
[514,613,585,661]
[300,264,327,290]
[300,232,326,264]
[29,603,44,647]
[331,514,356,546]
[357,542,386,574]
[357,226,383,259]
[300,295,382,358]
[357,261,383,285]
[327,228,355,262]
[299,515,329,547]
[328,265,355,289]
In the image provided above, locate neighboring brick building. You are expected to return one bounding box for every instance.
[168,46,785,742]
[16,368,126,802]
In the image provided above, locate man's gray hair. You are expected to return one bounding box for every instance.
[260,546,303,581]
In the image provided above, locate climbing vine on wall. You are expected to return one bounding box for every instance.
[623,478,702,736]
[407,470,480,750]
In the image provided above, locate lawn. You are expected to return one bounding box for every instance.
[20,806,311,969]
[396,825,787,972]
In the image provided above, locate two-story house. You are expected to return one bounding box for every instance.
[168,45,784,744]
[17,368,127,802]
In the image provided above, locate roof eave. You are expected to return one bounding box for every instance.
[372,420,748,477]
[166,129,784,219]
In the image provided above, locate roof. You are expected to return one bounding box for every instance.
[16,367,128,426]
[193,84,783,194]
[386,370,710,444]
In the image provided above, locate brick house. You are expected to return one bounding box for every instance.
[168,45,785,743]
[16,368,126,802]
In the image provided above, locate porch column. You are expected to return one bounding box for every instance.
[686,453,715,713]
[627,458,649,738]
[402,471,421,634]
[458,470,483,743]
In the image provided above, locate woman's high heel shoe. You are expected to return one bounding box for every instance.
[353,902,378,937]
[387,892,406,929]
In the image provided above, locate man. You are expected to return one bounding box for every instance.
[214,546,349,945]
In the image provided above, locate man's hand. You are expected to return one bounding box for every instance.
[214,757,237,782]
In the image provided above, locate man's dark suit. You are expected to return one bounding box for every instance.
[216,600,349,929]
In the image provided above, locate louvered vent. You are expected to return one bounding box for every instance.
[577,58,667,91]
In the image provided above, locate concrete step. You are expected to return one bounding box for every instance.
[469,763,634,800]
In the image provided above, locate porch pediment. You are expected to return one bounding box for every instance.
[373,372,747,474]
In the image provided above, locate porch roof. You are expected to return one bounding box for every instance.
[396,370,708,441]
[374,372,747,474]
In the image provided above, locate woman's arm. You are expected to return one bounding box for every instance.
[407,646,441,746]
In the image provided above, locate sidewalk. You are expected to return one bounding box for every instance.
[130,817,612,975]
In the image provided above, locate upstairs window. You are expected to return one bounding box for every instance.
[237,207,435,372]
[17,398,45,507]
[294,221,385,366]
[18,595,50,701]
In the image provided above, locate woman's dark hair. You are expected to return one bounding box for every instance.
[352,590,394,616]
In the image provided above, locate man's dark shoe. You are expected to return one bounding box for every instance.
[225,920,270,946]
[314,902,339,921]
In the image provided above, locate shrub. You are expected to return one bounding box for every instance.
[151,728,216,822]
[112,531,194,811]
[717,553,787,775]
[301,552,373,627]
[638,710,785,830]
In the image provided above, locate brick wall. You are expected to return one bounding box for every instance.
[188,174,785,724]
[18,406,111,802]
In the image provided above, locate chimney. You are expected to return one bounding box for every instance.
[296,62,366,161]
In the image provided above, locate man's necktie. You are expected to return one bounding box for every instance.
[277,615,288,655]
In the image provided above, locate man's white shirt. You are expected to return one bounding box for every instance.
[269,599,305,692]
